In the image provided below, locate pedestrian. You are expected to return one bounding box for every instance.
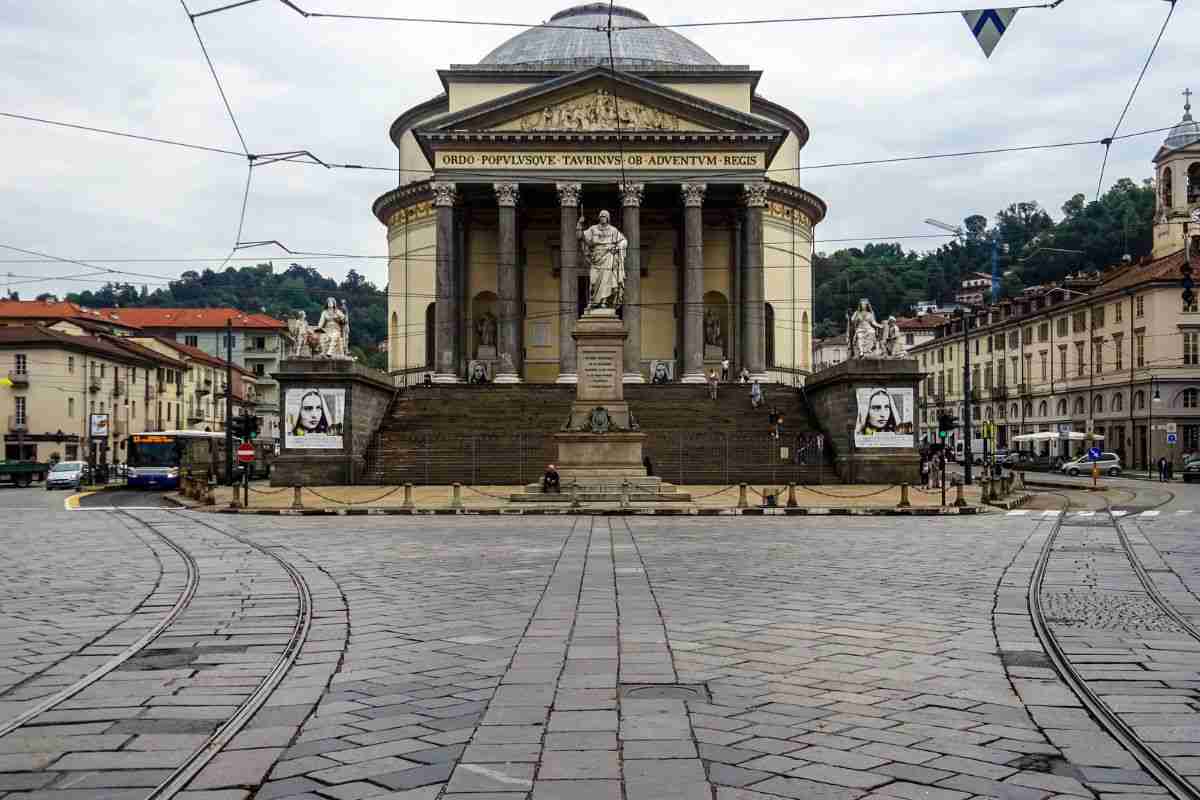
[775,414,785,440]
[739,367,750,384]
[920,455,930,488]
[1158,456,1168,482]
[642,455,654,477]
[542,463,560,494]
[1166,458,1174,481]
[707,369,719,400]
[720,357,730,382]
[750,379,763,409]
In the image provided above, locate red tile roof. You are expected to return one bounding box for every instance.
[0,324,163,365]
[98,307,285,330]
[0,299,142,329]
[141,336,254,376]
[1097,249,1188,294]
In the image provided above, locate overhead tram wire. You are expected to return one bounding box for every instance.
[1094,0,1178,201]
[179,0,249,156]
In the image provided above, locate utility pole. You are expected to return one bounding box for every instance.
[225,318,234,485]
[959,310,974,485]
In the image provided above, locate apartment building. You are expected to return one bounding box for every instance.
[1,326,185,464]
[910,249,1199,466]
[131,337,257,432]
[98,308,286,440]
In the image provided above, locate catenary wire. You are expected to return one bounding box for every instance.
[180,0,250,155]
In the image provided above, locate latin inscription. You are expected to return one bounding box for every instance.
[435,151,765,171]
[581,352,618,394]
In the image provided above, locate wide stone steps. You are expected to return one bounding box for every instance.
[363,382,833,485]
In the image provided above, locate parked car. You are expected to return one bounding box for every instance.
[45,461,90,490]
[1184,458,1200,484]
[1060,452,1121,477]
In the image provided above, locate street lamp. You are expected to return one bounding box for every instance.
[1147,379,1161,479]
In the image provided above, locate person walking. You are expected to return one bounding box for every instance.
[750,379,763,409]
[1158,456,1168,482]
[720,358,730,382]
[920,455,930,488]
[707,369,719,400]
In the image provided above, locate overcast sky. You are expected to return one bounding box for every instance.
[1,0,1194,301]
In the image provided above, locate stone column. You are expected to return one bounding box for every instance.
[493,182,521,383]
[555,183,581,384]
[621,182,645,383]
[432,182,458,383]
[680,183,707,384]
[741,182,768,380]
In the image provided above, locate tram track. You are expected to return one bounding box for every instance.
[0,507,314,800]
[1029,485,1200,800]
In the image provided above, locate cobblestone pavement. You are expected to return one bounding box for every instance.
[1,484,1198,800]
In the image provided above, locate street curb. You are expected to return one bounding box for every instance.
[201,505,983,517]
[986,493,1034,511]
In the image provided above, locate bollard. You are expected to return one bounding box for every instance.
[570,481,582,510]
[786,483,798,508]
[401,482,414,509]
[954,479,967,507]
[898,482,911,508]
[737,482,749,509]
[292,485,303,510]
[1016,471,1026,491]
[1003,476,1012,496]
[980,478,991,504]
[620,479,630,510]
[450,482,463,509]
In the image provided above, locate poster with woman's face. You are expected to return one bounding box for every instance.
[854,387,915,448]
[284,388,345,449]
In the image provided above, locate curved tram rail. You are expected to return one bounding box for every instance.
[0,508,314,800]
[1029,487,1200,800]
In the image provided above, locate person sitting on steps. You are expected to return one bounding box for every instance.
[542,463,561,494]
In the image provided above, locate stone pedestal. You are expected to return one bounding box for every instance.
[804,358,921,485]
[271,359,395,486]
[553,308,647,481]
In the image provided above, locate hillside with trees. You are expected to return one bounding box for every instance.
[811,177,1157,337]
[61,263,389,369]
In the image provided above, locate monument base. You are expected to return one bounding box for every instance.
[432,372,459,384]
[804,358,921,485]
[555,372,579,384]
[553,431,648,479]
[493,372,522,384]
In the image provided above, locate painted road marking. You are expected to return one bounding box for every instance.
[1111,510,1129,517]
[1074,511,1096,517]
[1041,510,1061,518]
[1140,510,1161,517]
[1006,510,1030,516]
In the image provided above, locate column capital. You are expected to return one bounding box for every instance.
[619,182,645,208]
[680,182,707,208]
[556,182,582,208]
[493,182,520,207]
[741,182,768,208]
[431,182,458,207]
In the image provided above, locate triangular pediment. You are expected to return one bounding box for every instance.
[418,68,781,137]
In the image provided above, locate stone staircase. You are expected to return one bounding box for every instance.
[362,383,834,486]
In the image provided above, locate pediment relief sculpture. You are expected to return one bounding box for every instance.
[494,90,711,133]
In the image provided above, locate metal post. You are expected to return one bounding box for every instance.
[786,482,797,508]
[940,458,946,507]
[954,479,966,507]
[962,311,973,485]
[898,482,911,508]
[450,481,463,509]
[737,482,748,509]
[224,319,234,485]
[1147,377,1154,480]
[243,466,249,508]
[292,485,303,509]
[402,482,414,509]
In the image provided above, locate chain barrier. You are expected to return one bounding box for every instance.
[793,484,899,500]
[303,486,404,506]
[247,485,292,496]
[689,485,740,501]
[461,484,513,501]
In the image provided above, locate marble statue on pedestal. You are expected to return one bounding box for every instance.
[577,210,627,311]
[846,298,884,359]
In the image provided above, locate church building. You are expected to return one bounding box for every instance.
[373,3,826,385]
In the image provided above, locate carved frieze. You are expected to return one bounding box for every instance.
[499,90,706,133]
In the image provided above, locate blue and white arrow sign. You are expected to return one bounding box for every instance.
[962,8,1018,58]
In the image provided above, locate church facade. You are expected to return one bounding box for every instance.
[373,3,826,385]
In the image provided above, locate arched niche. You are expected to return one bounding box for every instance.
[470,291,499,359]
[702,290,729,361]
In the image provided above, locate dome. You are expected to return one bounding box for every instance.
[479,4,720,68]
[1164,94,1199,151]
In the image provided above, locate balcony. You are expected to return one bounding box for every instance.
[88,376,102,393]
[7,414,28,432]
[243,343,279,354]
[197,377,212,396]
[186,407,204,424]
[7,369,29,387]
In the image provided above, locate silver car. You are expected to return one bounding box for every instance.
[1060,452,1121,477]
[45,461,90,490]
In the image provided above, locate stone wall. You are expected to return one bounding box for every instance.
[271,359,396,486]
[805,358,922,485]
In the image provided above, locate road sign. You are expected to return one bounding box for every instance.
[1166,422,1177,433]
[237,442,255,463]
[962,8,1018,58]
[1167,433,1178,445]
[1088,447,1102,461]
[1191,208,1200,224]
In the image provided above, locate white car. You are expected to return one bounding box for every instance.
[1060,452,1121,477]
[45,461,90,490]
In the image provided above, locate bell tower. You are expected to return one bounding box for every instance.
[1152,89,1200,259]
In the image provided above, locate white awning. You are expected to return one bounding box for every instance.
[1011,431,1103,443]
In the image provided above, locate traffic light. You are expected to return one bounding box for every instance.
[247,415,260,440]
[228,415,246,440]
[937,413,959,440]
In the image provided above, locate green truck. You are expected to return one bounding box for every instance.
[0,460,49,487]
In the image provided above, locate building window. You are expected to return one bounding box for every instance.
[1059,346,1067,378]
[1008,331,1019,349]
[1072,311,1086,333]
[1162,167,1173,208]
[1136,333,1145,367]
[100,363,106,378]
[906,333,914,345]
[1057,398,1068,416]
[1073,397,1085,415]
[1093,395,1104,414]
[1023,327,1033,346]
[1010,356,1018,384]
[985,364,993,390]
[1093,338,1103,374]
[13,353,27,375]
[1113,393,1123,412]
[1185,424,1200,452]
[68,356,75,374]
[1024,354,1032,382]
[1186,294,1199,314]
[185,335,198,348]
[68,397,75,418]
[1114,302,1122,324]
[1092,306,1105,328]
[131,368,137,385]
[1114,334,1124,371]
[997,361,1006,388]
[1056,317,1068,337]
[1040,352,1048,381]
[1038,400,1048,417]
[1038,322,1049,342]
[1135,295,1145,317]
[253,362,265,377]
[131,401,137,418]
[1183,388,1199,408]
[14,396,26,425]
[1185,332,1200,366]
[1134,390,1145,410]
[1190,163,1200,204]
[223,334,237,350]
[1075,342,1085,377]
